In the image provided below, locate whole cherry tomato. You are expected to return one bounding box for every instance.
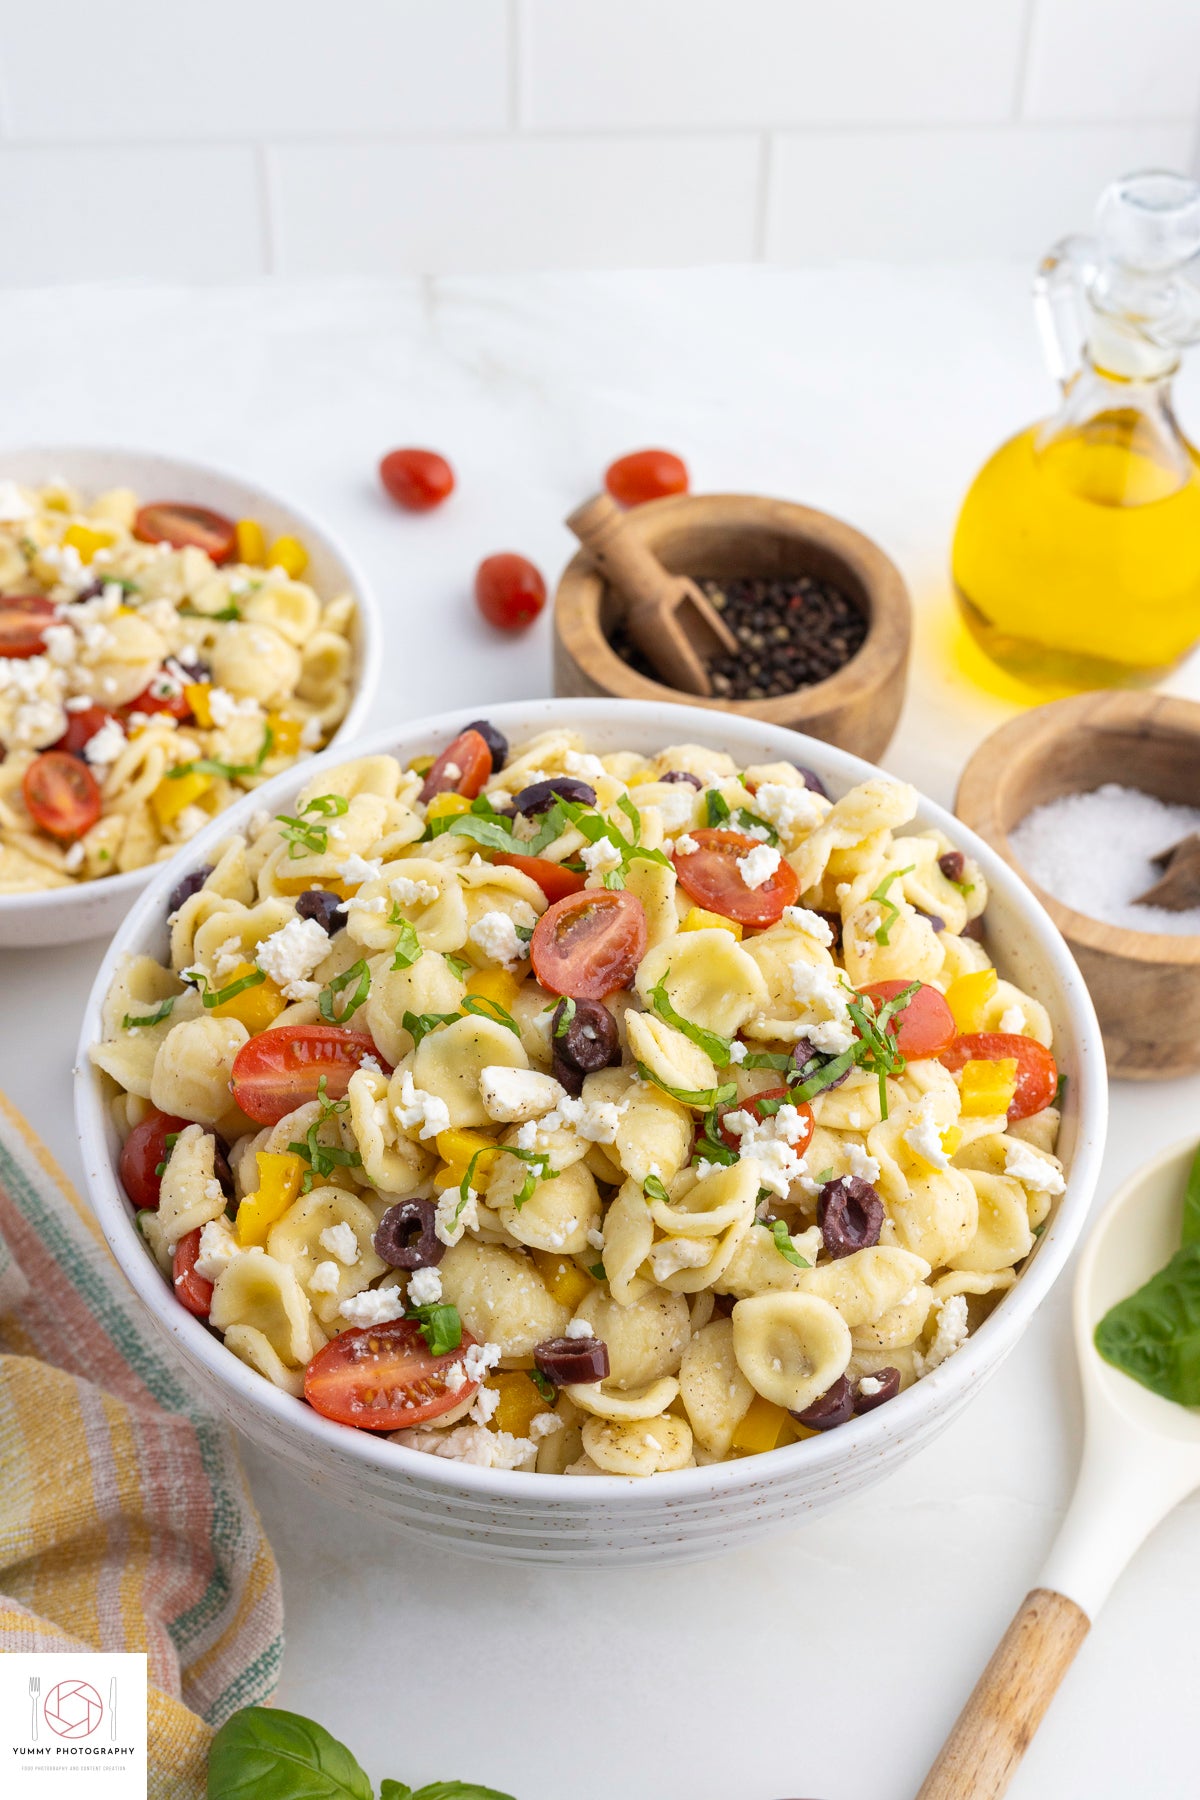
[0,595,56,658]
[604,449,689,507]
[940,1032,1059,1121]
[118,1107,192,1210]
[173,1228,214,1318]
[672,829,799,929]
[858,981,956,1060]
[23,750,102,840]
[530,888,647,999]
[379,448,455,512]
[475,554,546,632]
[133,502,237,563]
[419,727,493,803]
[305,1319,479,1431]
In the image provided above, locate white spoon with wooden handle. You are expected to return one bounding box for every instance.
[917,1137,1200,1800]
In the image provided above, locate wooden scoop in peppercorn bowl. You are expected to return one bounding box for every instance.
[917,1137,1200,1800]
[565,491,737,695]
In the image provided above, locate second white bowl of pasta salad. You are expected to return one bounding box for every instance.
[77,698,1107,1565]
[0,446,379,945]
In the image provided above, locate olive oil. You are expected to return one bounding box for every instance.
[953,170,1200,690]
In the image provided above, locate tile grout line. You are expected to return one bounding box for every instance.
[754,132,774,263]
[1011,0,1040,122]
[509,0,524,130]
[257,144,279,277]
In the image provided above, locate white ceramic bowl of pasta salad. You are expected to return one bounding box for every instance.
[0,446,379,946]
[76,698,1107,1566]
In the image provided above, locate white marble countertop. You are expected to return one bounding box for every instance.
[1,266,1198,1800]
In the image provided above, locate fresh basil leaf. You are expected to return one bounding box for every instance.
[380,1785,412,1800]
[868,865,915,947]
[181,601,241,623]
[170,725,274,782]
[304,794,350,818]
[197,966,266,1010]
[1053,1071,1068,1109]
[408,1302,462,1357]
[153,1132,180,1179]
[426,813,517,852]
[769,1218,811,1268]
[732,805,778,844]
[402,1008,460,1047]
[616,793,643,843]
[1184,1143,1200,1249]
[1094,1240,1200,1404]
[391,920,424,971]
[529,1368,556,1404]
[648,970,731,1064]
[122,996,175,1029]
[460,994,521,1035]
[460,1143,556,1215]
[635,1061,736,1110]
[552,997,576,1036]
[642,1173,671,1204]
[410,1786,518,1800]
[704,789,731,826]
[319,958,371,1024]
[445,953,472,981]
[588,1262,606,1280]
[206,1705,374,1800]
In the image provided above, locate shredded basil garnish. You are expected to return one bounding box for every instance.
[122,996,175,1030]
[635,1061,737,1111]
[318,958,371,1024]
[408,1301,462,1357]
[193,966,266,1010]
[647,970,732,1065]
[390,920,423,971]
[458,1143,557,1217]
[277,792,350,859]
[169,724,274,782]
[552,997,577,1036]
[769,1218,811,1268]
[402,1008,461,1047]
[642,1173,672,1204]
[461,995,521,1036]
[529,1368,557,1404]
[869,865,915,946]
[153,1132,180,1179]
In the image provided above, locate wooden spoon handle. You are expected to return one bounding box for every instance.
[915,1588,1089,1800]
[566,492,685,612]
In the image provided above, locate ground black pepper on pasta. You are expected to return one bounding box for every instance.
[606,573,868,700]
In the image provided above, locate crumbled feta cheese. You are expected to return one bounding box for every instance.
[205,686,259,728]
[858,1374,884,1397]
[339,854,383,887]
[565,1318,595,1339]
[787,960,855,1055]
[174,805,209,840]
[529,1410,564,1439]
[736,843,782,889]
[406,1265,443,1306]
[81,718,127,770]
[727,1040,747,1064]
[300,715,324,748]
[212,936,245,981]
[470,1384,501,1426]
[255,914,330,1000]
[443,1360,467,1392]
[998,1006,1026,1036]
[782,905,835,946]
[556,1092,624,1144]
[721,1102,810,1199]
[393,1069,451,1141]
[359,1054,382,1076]
[648,1236,712,1281]
[308,1259,342,1295]
[1004,1138,1066,1195]
[319,1221,359,1265]
[464,1340,503,1384]
[339,1285,406,1327]
[585,1226,605,1251]
[563,751,606,780]
[193,1218,239,1282]
[581,835,623,877]
[844,1142,881,1184]
[389,872,439,907]
[674,833,700,855]
[64,841,86,872]
[392,1424,537,1471]
[917,1294,970,1375]
[0,479,31,521]
[904,1095,952,1171]
[513,1119,539,1151]
[479,1065,565,1123]
[434,1186,477,1247]
[469,908,531,969]
[343,893,387,915]
[752,782,827,839]
[41,623,76,666]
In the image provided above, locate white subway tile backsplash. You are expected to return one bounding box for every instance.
[766,122,1195,263]
[0,1,509,142]
[0,146,263,284]
[1024,0,1200,123]
[521,0,1030,130]
[270,135,762,275]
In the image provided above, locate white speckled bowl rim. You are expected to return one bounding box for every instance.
[75,697,1109,1509]
[0,445,381,941]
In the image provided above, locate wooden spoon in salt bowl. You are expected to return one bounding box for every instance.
[565,491,738,695]
[917,1137,1200,1800]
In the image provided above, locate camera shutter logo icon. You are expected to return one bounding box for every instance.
[43,1680,104,1739]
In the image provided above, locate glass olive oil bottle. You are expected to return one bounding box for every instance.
[953,171,1200,689]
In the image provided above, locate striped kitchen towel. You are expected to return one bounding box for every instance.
[0,1088,283,1798]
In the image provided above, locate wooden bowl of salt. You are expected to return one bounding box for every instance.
[553,492,911,762]
[955,690,1200,1080]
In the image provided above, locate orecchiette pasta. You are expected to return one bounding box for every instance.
[93,724,1066,1476]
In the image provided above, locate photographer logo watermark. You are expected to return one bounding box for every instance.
[2,1654,146,1796]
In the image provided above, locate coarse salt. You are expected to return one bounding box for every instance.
[1009,783,1200,936]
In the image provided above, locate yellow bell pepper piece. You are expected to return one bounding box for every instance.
[433,1127,499,1191]
[184,682,214,728]
[208,961,288,1032]
[731,1394,793,1455]
[909,1122,966,1176]
[531,1250,594,1310]
[266,711,302,758]
[425,791,472,821]
[406,754,436,776]
[946,968,998,1034]
[151,769,214,827]
[63,521,115,563]
[236,1151,305,1246]
[465,966,520,1010]
[268,534,308,578]
[235,518,267,565]
[486,1372,549,1439]
[682,905,743,940]
[959,1058,1018,1117]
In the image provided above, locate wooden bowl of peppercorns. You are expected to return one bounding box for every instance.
[552,492,911,761]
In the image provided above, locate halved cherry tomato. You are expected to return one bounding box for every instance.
[530,888,647,999]
[53,704,119,757]
[118,1107,191,1210]
[858,980,956,1060]
[474,553,546,632]
[604,449,689,507]
[230,1025,389,1126]
[941,1032,1059,1121]
[125,670,191,721]
[379,447,455,512]
[0,594,56,658]
[718,1086,815,1156]
[305,1318,478,1431]
[494,851,586,903]
[173,1227,214,1318]
[23,750,102,841]
[673,828,799,929]
[134,502,238,563]
[419,728,492,803]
